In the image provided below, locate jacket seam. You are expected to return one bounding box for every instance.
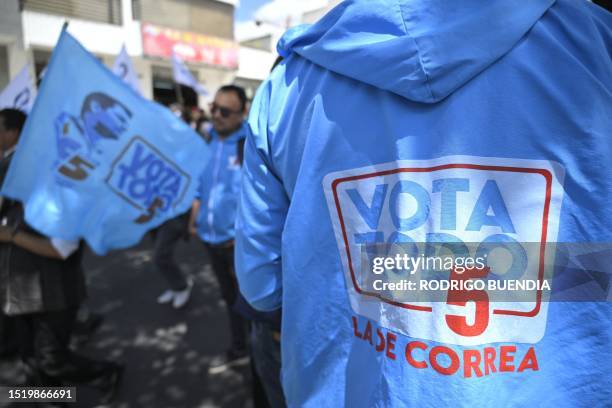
[396,0,435,101]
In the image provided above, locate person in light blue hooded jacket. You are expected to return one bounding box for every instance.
[190,85,252,368]
[236,0,612,406]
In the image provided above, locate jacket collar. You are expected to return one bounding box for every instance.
[210,122,247,143]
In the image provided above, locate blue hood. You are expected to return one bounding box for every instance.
[278,0,555,103]
[238,0,612,406]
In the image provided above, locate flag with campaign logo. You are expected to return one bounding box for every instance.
[0,65,36,113]
[112,44,141,95]
[1,30,210,254]
[171,51,208,95]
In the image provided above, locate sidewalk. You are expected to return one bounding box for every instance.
[0,235,253,408]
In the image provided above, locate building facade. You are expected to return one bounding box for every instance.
[1,0,341,108]
[1,0,243,108]
[0,0,28,88]
[234,0,343,99]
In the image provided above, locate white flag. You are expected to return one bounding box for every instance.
[171,52,208,95]
[0,65,36,113]
[112,45,142,95]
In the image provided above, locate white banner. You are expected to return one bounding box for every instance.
[112,45,142,95]
[0,65,37,113]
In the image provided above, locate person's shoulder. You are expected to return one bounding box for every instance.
[540,0,611,85]
[553,0,612,29]
[578,0,611,19]
[247,56,298,138]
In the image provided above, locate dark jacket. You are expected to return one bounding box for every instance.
[0,153,86,316]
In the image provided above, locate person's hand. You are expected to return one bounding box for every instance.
[0,225,13,242]
[188,222,197,237]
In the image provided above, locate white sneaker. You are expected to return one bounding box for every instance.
[208,350,249,375]
[172,279,193,309]
[157,289,175,304]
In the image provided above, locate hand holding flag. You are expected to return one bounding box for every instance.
[0,30,210,254]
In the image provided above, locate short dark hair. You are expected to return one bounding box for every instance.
[218,85,247,112]
[0,108,27,133]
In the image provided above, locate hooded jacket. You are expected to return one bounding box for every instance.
[195,124,246,244]
[236,0,612,406]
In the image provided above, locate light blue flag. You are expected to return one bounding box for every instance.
[171,51,208,95]
[1,30,209,254]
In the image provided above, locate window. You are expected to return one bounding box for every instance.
[134,0,234,39]
[22,0,123,25]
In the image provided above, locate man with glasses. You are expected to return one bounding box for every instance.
[189,85,250,372]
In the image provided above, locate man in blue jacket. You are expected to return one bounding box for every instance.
[236,0,612,406]
[189,85,250,371]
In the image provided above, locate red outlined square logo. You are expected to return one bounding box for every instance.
[323,157,564,345]
[331,163,553,317]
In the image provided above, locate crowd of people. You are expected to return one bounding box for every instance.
[0,0,611,407]
[0,83,284,407]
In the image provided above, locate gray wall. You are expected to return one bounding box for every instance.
[0,0,28,88]
[137,0,234,39]
[0,0,22,42]
[0,46,8,89]
[22,0,123,25]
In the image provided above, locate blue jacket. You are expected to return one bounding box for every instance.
[195,124,245,244]
[236,0,612,406]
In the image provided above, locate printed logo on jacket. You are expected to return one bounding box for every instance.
[323,156,565,376]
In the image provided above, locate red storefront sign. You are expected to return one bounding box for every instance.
[142,22,239,69]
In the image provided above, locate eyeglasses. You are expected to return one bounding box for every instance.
[210,103,242,119]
